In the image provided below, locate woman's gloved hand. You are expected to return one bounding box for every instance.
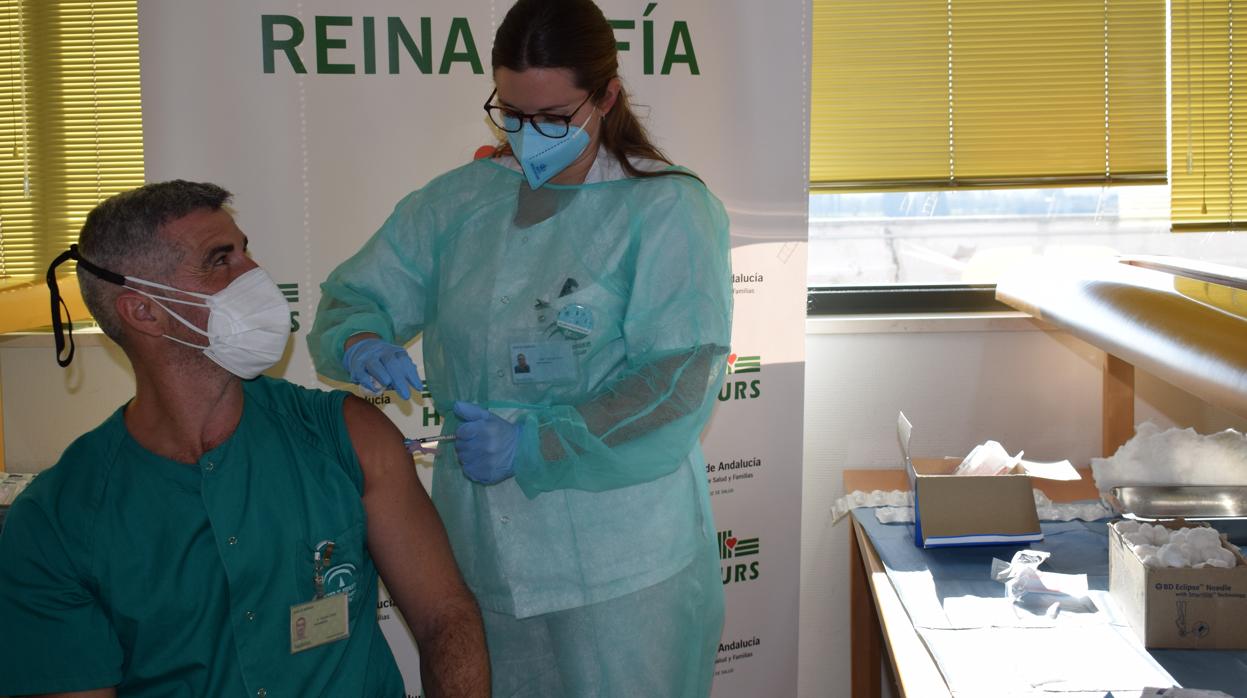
[342,338,424,399]
[453,401,521,485]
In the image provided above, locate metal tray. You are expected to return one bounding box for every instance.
[1109,486,1247,520]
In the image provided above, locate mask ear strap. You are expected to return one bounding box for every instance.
[46,248,79,367]
[45,244,126,368]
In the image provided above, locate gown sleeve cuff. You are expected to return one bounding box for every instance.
[315,313,396,381]
[512,413,548,500]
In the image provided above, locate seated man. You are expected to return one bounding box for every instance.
[0,181,489,697]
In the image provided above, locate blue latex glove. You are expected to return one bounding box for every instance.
[342,338,424,400]
[453,401,520,485]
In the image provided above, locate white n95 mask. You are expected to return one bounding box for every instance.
[126,267,292,379]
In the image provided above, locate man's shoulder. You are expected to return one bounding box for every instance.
[43,407,127,488]
[5,407,127,539]
[242,376,354,453]
[244,375,346,412]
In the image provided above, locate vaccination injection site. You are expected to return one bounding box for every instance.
[3,0,1247,696]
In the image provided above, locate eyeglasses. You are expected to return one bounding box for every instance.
[483,88,596,138]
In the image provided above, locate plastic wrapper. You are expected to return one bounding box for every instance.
[992,549,1097,618]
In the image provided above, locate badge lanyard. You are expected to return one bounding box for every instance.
[313,542,334,599]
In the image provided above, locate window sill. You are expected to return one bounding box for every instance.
[806,312,1049,335]
[807,284,1012,315]
[0,329,111,349]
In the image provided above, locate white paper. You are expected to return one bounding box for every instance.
[1018,458,1082,482]
[956,440,1024,476]
[943,591,1114,630]
[897,411,914,473]
[920,625,1177,694]
[898,411,920,503]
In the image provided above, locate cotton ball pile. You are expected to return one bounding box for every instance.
[1091,422,1247,493]
[1033,489,1114,522]
[1115,520,1241,569]
[830,489,913,522]
[1161,527,1240,569]
[1116,520,1167,545]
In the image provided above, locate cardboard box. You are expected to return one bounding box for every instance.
[907,456,1044,548]
[1108,521,1247,650]
[897,412,1081,549]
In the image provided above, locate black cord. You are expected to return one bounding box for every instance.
[44,244,125,367]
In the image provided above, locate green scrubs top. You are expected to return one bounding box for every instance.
[0,376,404,697]
[308,157,733,619]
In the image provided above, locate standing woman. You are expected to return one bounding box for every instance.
[308,0,732,694]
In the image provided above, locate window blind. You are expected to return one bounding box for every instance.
[1172,0,1247,230]
[810,0,1166,192]
[0,0,144,281]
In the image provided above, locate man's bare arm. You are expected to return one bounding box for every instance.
[345,396,490,697]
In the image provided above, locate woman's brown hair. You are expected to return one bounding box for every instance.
[491,0,697,181]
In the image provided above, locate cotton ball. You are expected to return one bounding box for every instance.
[1193,547,1223,565]
[1167,530,1192,553]
[1133,544,1159,560]
[1124,531,1152,547]
[1213,547,1239,568]
[1158,543,1191,568]
[1186,527,1222,549]
[1192,539,1224,559]
[1115,520,1141,535]
[1171,526,1215,547]
[1187,528,1217,545]
[1140,523,1170,546]
[1141,553,1163,568]
[1171,527,1226,566]
[1183,543,1213,567]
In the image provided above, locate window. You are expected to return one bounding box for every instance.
[809,0,1247,291]
[808,185,1174,287]
[1172,0,1247,230]
[0,0,144,284]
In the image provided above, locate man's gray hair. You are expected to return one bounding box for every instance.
[76,180,233,344]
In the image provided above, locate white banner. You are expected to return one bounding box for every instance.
[138,1,807,695]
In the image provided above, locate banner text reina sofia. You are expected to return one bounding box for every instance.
[259,9,700,77]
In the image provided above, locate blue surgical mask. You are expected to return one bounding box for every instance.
[506,108,597,189]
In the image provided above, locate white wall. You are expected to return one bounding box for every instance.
[5,318,1247,695]
[1,333,135,473]
[798,315,1247,698]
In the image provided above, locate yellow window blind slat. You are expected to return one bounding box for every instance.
[811,0,949,187]
[811,0,1167,191]
[1170,0,1247,230]
[0,0,145,281]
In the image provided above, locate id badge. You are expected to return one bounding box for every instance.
[290,593,350,654]
[510,341,577,385]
